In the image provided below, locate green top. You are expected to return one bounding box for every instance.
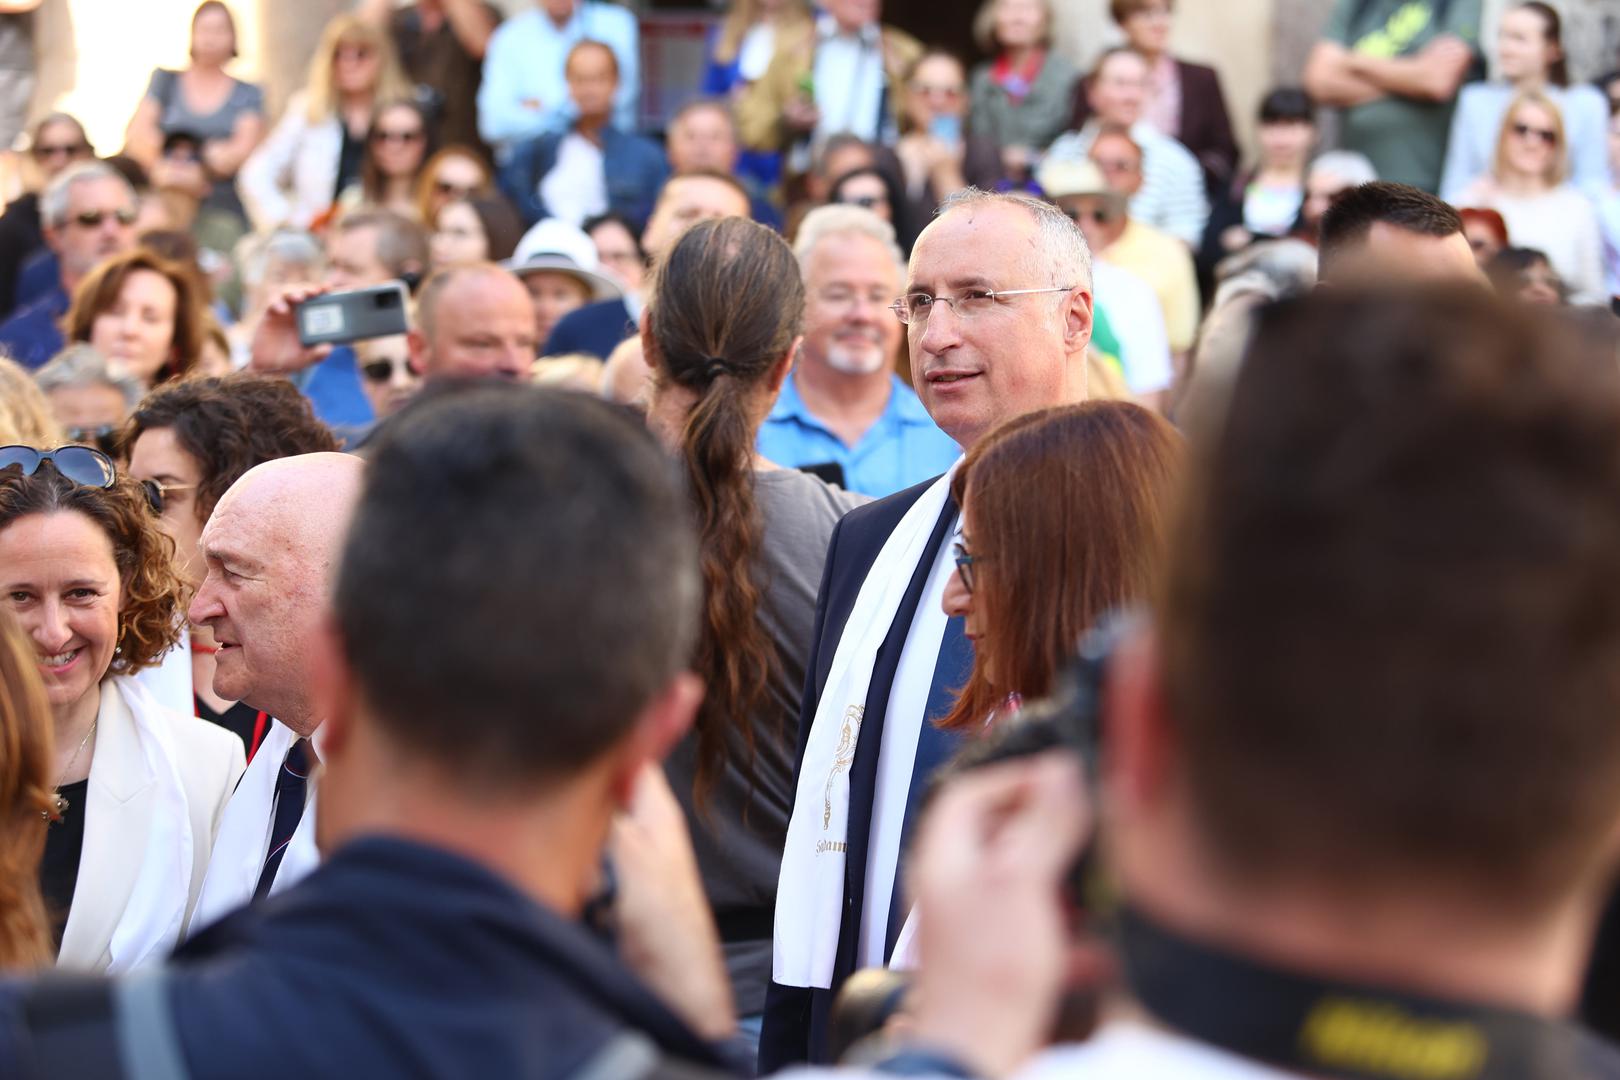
[1322,0,1482,192]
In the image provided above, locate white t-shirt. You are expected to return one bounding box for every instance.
[539,132,608,227]
[1093,260,1174,395]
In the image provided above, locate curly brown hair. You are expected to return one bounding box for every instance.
[120,373,340,526]
[0,464,184,674]
[0,609,53,972]
[64,249,210,386]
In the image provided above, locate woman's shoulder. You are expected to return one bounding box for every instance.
[756,467,869,525]
[228,77,265,110]
[113,678,245,777]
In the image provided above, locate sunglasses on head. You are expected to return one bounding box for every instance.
[0,444,117,489]
[1511,121,1557,147]
[362,356,414,382]
[71,208,138,229]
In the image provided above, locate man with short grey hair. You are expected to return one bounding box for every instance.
[762,187,1093,1068]
[757,204,958,498]
[32,343,142,449]
[0,160,137,368]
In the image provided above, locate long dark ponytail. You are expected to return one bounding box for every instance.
[646,216,806,807]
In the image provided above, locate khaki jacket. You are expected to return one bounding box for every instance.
[736,21,922,156]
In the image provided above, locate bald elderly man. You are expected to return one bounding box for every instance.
[186,452,366,933]
[408,262,539,382]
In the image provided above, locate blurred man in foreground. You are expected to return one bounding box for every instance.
[808,289,1620,1078]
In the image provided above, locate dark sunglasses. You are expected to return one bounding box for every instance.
[952,540,978,595]
[1511,122,1558,147]
[434,179,479,198]
[361,356,413,382]
[71,208,138,229]
[372,129,423,145]
[334,44,374,62]
[0,444,117,488]
[33,142,88,160]
[843,194,888,209]
[1062,206,1115,225]
[139,478,197,515]
[65,425,121,456]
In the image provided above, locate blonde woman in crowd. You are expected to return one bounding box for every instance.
[237,14,410,231]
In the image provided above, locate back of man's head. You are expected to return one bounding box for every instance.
[1317,182,1478,286]
[332,386,699,788]
[1161,288,1620,916]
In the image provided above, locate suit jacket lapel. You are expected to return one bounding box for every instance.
[56,681,156,971]
[831,495,958,988]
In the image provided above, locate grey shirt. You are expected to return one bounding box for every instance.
[663,467,867,1016]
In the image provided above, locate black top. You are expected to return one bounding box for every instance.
[194,695,259,756]
[38,777,89,949]
[334,126,365,200]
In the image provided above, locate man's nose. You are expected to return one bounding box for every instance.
[914,297,964,355]
[189,575,223,625]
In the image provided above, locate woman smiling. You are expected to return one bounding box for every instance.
[0,446,242,971]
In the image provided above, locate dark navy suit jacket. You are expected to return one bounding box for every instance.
[0,837,734,1079]
[758,475,968,1070]
[544,297,634,360]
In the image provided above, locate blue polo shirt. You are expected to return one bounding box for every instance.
[757,372,961,498]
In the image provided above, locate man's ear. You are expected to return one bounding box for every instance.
[405,328,428,377]
[1104,621,1173,820]
[43,224,62,257]
[309,615,354,764]
[1063,285,1094,355]
[606,672,704,809]
[767,336,800,395]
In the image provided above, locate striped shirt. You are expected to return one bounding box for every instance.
[1044,119,1209,248]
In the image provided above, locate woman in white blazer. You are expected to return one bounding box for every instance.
[237,14,410,232]
[0,444,243,974]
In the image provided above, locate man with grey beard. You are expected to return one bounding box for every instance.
[756,205,960,498]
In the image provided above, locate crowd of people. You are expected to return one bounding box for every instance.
[0,0,1618,1077]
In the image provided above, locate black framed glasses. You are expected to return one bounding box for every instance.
[139,478,197,515]
[0,445,117,488]
[952,540,978,595]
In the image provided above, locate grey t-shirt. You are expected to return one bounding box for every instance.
[663,467,867,1016]
[0,14,32,73]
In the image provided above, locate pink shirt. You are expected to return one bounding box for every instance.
[1143,53,1182,141]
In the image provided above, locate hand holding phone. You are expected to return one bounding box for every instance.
[296,282,411,348]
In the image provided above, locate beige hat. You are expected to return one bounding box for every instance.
[1037,159,1117,202]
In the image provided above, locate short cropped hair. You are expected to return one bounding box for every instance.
[1317,181,1462,278]
[40,161,134,229]
[334,208,430,284]
[334,386,700,789]
[1162,288,1620,914]
[121,373,340,525]
[935,187,1092,291]
[793,204,904,278]
[34,344,143,410]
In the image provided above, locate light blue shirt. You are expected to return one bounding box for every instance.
[477,3,640,153]
[757,372,961,499]
[1599,190,1620,300]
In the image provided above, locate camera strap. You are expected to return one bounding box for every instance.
[1117,905,1620,1080]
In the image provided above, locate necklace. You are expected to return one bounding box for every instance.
[45,717,97,820]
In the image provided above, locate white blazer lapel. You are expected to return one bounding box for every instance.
[56,681,156,971]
